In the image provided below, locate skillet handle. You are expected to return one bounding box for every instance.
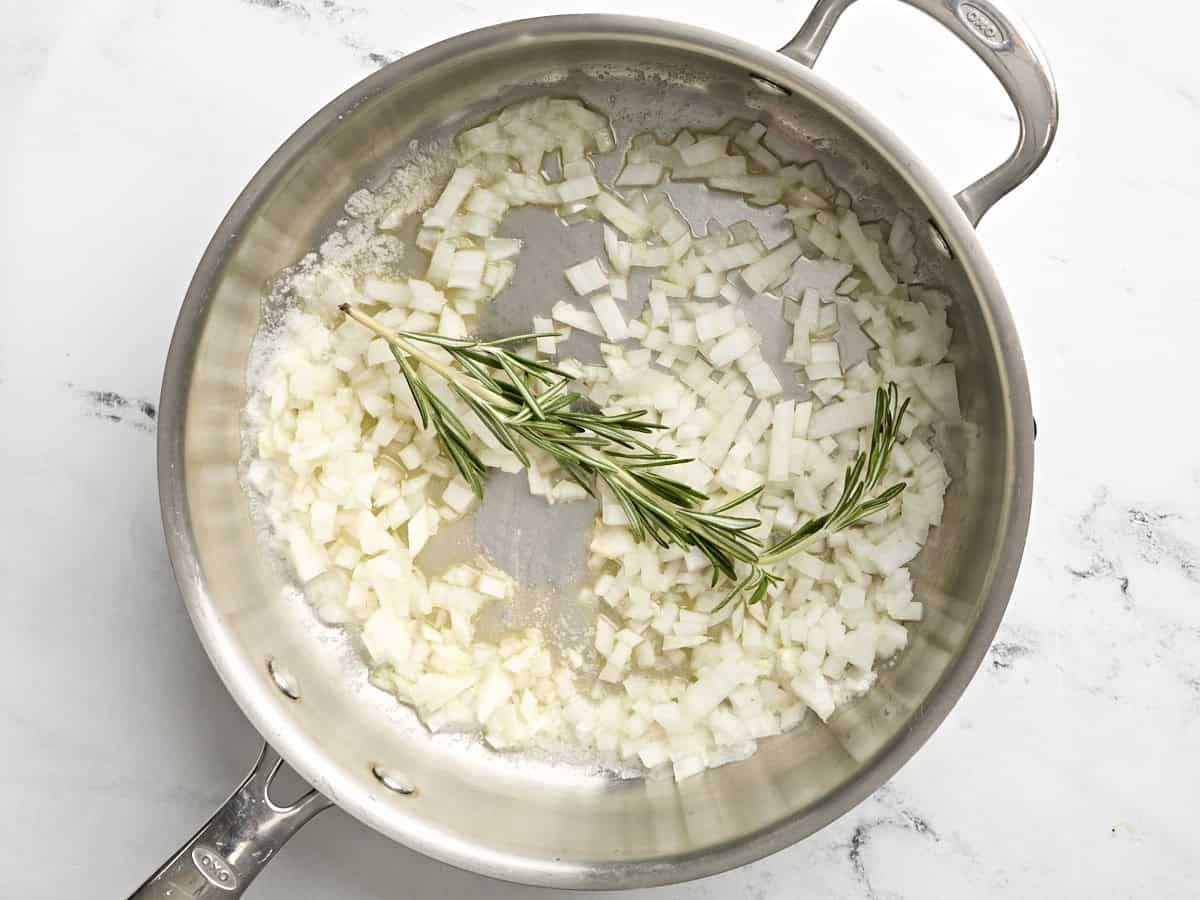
[780,0,1058,225]
[128,743,331,899]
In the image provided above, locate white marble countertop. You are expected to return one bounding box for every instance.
[4,0,1198,896]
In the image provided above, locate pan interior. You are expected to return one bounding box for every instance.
[174,21,1015,889]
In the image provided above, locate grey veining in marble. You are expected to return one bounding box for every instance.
[2,0,1198,897]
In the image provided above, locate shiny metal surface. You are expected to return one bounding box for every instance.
[149,9,1051,892]
[130,744,331,898]
[780,0,1058,225]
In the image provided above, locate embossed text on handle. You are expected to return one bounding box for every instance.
[957,1,1008,49]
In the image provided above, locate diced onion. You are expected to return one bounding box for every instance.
[679,135,728,167]
[446,249,487,290]
[485,237,522,261]
[808,392,875,439]
[558,174,601,203]
[702,243,762,273]
[552,301,605,336]
[840,210,897,295]
[564,257,609,295]
[706,327,756,368]
[595,191,649,238]
[249,98,955,788]
[695,305,737,343]
[617,162,664,186]
[740,239,802,293]
[767,400,794,483]
[589,292,628,341]
[424,168,477,228]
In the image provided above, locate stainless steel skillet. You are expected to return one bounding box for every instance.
[134,0,1056,894]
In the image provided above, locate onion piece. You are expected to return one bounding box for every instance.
[438,306,468,339]
[617,162,665,186]
[589,292,628,341]
[651,279,687,299]
[602,224,632,275]
[695,305,737,343]
[693,272,721,298]
[699,395,751,467]
[363,277,410,305]
[647,288,669,326]
[809,376,844,402]
[673,156,748,180]
[484,237,522,261]
[446,249,487,290]
[609,275,629,301]
[595,191,650,238]
[734,122,781,172]
[701,243,763,273]
[551,301,605,336]
[630,243,673,268]
[839,210,897,295]
[705,327,756,368]
[767,400,795,483]
[745,360,782,399]
[424,168,478,228]
[808,392,876,439]
[564,258,609,295]
[465,187,508,220]
[557,174,601,203]
[679,135,728,167]
[740,239,802,293]
[532,315,562,356]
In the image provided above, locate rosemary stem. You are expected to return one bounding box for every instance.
[339,304,503,408]
[757,536,814,567]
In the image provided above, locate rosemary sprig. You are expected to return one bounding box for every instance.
[715,383,909,610]
[340,304,764,581]
[340,304,908,605]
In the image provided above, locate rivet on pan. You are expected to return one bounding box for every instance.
[267,658,301,700]
[748,74,791,96]
[927,220,953,259]
[372,764,416,795]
